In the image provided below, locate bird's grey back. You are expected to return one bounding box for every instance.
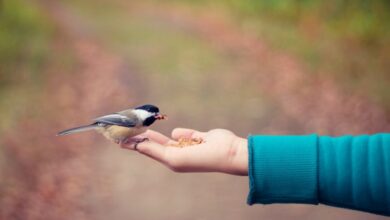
[94,110,139,127]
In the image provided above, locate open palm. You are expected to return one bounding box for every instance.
[121,128,248,175]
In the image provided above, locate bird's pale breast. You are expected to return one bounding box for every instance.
[98,125,146,143]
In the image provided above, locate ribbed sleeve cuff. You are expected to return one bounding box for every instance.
[247,134,319,205]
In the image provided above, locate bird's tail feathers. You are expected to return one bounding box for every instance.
[57,124,98,136]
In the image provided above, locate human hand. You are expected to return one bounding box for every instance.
[121,128,248,176]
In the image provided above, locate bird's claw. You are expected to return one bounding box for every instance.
[120,137,149,150]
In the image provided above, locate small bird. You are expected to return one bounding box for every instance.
[57,104,166,144]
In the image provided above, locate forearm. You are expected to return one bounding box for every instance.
[247,133,390,216]
[318,134,390,215]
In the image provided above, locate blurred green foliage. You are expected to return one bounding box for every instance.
[64,0,390,111]
[181,0,390,42]
[0,0,53,131]
[0,0,52,87]
[171,0,390,109]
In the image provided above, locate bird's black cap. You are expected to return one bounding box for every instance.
[135,104,160,113]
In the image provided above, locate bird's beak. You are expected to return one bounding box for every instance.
[155,113,167,120]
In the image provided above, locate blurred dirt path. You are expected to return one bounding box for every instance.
[129,3,389,134]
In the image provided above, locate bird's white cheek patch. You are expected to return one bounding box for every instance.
[133,109,154,121]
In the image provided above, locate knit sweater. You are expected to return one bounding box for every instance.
[247,133,390,216]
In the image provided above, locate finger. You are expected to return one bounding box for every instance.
[119,137,144,150]
[135,141,207,172]
[171,128,206,140]
[144,130,172,145]
[164,144,217,172]
[135,141,168,164]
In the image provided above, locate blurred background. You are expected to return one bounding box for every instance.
[0,0,389,219]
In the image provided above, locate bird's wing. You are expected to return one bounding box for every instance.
[94,113,137,127]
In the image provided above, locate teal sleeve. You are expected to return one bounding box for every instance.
[247,133,390,216]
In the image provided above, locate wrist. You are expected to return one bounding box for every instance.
[231,137,248,176]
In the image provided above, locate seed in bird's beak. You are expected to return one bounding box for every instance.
[155,114,167,120]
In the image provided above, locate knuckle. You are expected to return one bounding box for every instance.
[137,144,149,154]
[167,159,181,169]
[166,156,184,172]
[169,165,185,173]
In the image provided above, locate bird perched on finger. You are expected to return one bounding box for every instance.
[57,104,166,144]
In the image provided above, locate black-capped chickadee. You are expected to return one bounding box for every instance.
[57,104,166,144]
